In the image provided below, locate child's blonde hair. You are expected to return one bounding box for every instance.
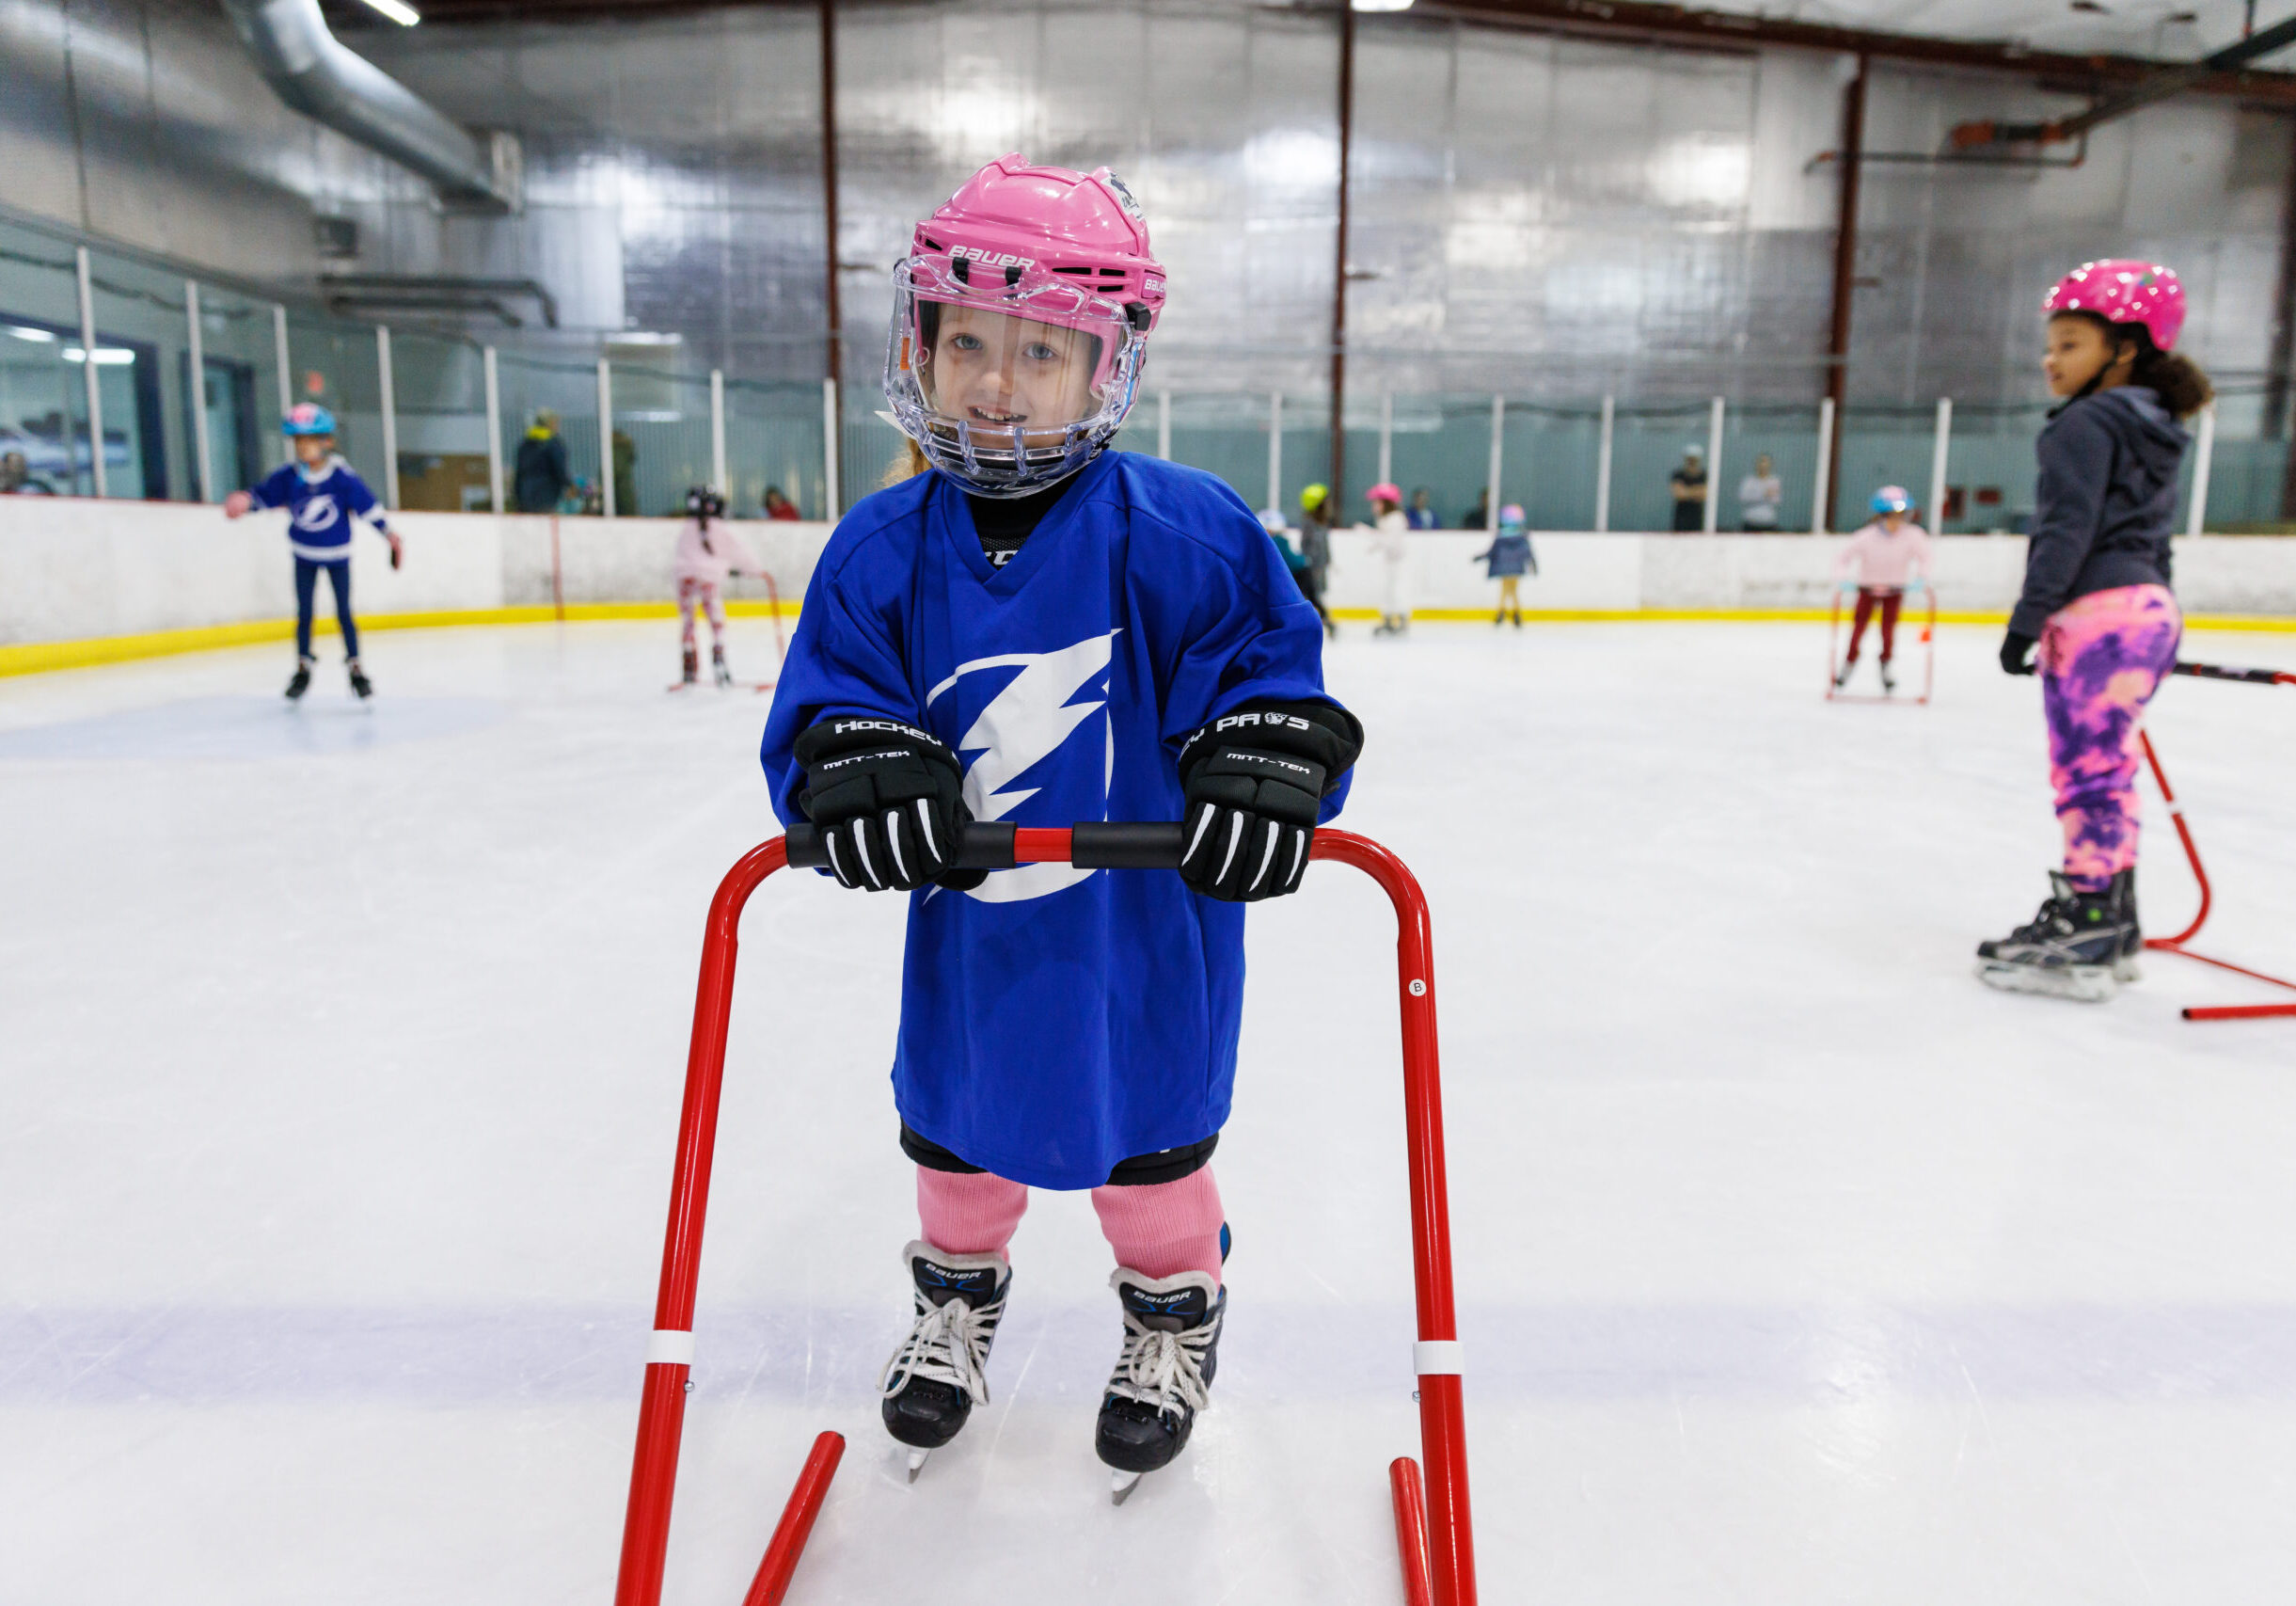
[881,437,931,487]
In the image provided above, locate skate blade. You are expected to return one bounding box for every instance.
[1109,1470,1143,1506]
[905,1448,930,1484]
[1974,960,2116,1003]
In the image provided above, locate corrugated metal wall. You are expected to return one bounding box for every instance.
[2,0,2288,406]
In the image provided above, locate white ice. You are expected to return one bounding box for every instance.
[5,615,2296,1604]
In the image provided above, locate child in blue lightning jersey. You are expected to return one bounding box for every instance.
[759,155,1363,1499]
[226,403,402,700]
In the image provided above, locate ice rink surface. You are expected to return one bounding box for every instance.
[5,614,2296,1604]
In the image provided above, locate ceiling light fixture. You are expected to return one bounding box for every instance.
[355,0,421,26]
[1352,0,1415,11]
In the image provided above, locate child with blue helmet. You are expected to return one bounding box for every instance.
[1830,485,1931,694]
[225,403,402,701]
[1475,503,1537,627]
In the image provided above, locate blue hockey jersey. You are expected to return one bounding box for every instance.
[247,457,388,562]
[760,451,1352,1190]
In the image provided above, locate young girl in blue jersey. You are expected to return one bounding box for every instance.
[225,403,401,700]
[759,154,1362,1497]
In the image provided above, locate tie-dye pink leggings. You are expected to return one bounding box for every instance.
[2040,583,2181,893]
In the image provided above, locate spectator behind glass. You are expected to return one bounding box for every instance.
[763,485,802,520]
[514,410,571,513]
[1406,487,1438,530]
[1738,453,1783,533]
[1463,485,1490,533]
[1670,446,1707,533]
[1,449,53,494]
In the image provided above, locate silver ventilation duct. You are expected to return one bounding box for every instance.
[220,0,518,212]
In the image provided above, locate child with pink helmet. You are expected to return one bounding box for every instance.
[760,154,1361,1498]
[1976,260,2214,1001]
[1364,480,1410,635]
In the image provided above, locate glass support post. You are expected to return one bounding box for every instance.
[74,246,106,499]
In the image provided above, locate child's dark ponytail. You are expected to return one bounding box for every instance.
[2128,326,2214,420]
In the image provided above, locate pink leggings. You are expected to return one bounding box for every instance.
[677,578,724,646]
[916,1164,1226,1281]
[2041,584,2181,893]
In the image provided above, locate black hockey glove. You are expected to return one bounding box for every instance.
[2000,629,2038,676]
[1176,702,1363,902]
[793,717,969,891]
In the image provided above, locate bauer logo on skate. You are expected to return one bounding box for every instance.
[925,630,1116,904]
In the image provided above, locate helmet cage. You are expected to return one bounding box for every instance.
[884,253,1148,498]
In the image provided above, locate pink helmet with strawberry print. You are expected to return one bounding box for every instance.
[884,153,1167,496]
[2042,260,2186,353]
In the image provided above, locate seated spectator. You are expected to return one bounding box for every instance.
[1463,485,1490,533]
[1406,487,1439,530]
[763,485,802,520]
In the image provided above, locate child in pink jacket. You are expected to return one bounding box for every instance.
[672,485,762,687]
[1832,485,1932,694]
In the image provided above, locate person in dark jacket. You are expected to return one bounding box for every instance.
[1294,482,1337,638]
[1976,260,2213,1003]
[1474,502,1536,628]
[514,410,571,513]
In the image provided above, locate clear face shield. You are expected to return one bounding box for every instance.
[883,255,1146,497]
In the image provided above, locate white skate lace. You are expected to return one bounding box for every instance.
[879,1286,1004,1407]
[1104,1308,1218,1418]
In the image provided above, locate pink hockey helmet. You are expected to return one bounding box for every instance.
[884,153,1167,496]
[1367,482,1402,504]
[2042,260,2186,353]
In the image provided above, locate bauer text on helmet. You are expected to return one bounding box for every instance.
[884,153,1164,497]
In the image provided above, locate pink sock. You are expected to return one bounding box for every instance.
[915,1166,1028,1260]
[1090,1167,1226,1281]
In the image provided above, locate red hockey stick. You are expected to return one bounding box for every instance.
[611,821,1480,1606]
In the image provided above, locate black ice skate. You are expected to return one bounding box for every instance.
[711,644,733,689]
[284,657,314,701]
[2110,867,2143,982]
[879,1240,1010,1480]
[1878,660,1896,694]
[1097,1266,1225,1505]
[347,659,373,700]
[1974,871,2133,1003]
[1833,656,1857,690]
[680,644,699,687]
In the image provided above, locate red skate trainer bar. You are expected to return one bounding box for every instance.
[613,820,1480,1606]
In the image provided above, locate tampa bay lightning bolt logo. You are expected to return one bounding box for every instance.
[293,494,339,531]
[925,630,1116,904]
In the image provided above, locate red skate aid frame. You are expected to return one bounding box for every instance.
[612,820,1480,1606]
[1825,584,1936,705]
[2141,659,2296,1022]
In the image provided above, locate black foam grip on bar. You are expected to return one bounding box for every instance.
[953,820,1018,869]
[783,820,1019,870]
[1072,821,1187,869]
[784,823,829,868]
